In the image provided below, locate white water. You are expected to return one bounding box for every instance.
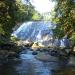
[12,21,70,47]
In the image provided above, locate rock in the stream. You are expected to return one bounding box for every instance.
[48,50,60,57]
[32,51,38,55]
[31,42,41,49]
[8,51,19,59]
[35,52,59,62]
[67,56,75,66]
[59,50,67,56]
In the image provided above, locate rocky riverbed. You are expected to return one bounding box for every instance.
[0,48,75,75]
[0,48,62,75]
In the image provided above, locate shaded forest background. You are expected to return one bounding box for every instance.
[0,0,75,44]
[0,0,42,44]
[52,0,75,41]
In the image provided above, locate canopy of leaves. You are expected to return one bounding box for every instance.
[52,0,75,39]
[0,0,16,37]
[0,0,39,43]
[15,0,36,22]
[32,11,43,20]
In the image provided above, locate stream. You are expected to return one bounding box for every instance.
[0,49,66,75]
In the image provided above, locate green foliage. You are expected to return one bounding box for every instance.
[0,34,9,44]
[0,0,39,43]
[10,36,19,42]
[0,0,16,37]
[52,0,75,39]
[53,25,65,39]
[70,32,75,41]
[32,12,43,20]
[15,0,35,22]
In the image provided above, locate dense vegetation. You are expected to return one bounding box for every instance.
[0,0,42,44]
[52,0,75,40]
[0,0,16,42]
[0,0,75,44]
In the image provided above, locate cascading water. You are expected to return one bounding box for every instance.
[12,21,55,46]
[12,21,70,47]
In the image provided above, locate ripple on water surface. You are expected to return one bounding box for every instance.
[15,51,60,75]
[0,51,60,75]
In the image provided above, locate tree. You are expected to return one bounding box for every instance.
[0,0,16,37]
[0,0,36,43]
[52,0,75,40]
[32,11,43,20]
[15,0,35,22]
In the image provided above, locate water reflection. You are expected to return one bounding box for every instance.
[0,50,67,75]
[0,63,19,75]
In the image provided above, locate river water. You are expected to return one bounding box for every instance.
[0,49,65,75]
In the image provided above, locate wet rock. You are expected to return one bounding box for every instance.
[59,50,67,56]
[24,44,31,47]
[36,47,50,52]
[65,49,71,54]
[35,52,59,62]
[32,51,38,55]
[67,56,75,66]
[29,48,33,51]
[48,50,60,57]
[31,42,41,49]
[39,48,44,52]
[8,51,19,59]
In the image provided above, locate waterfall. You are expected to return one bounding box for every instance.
[12,21,70,48]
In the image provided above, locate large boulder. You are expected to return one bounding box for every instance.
[67,56,75,66]
[35,52,59,62]
[31,42,42,50]
[48,50,60,57]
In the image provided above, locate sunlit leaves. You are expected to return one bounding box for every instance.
[32,12,42,20]
[0,0,39,43]
[70,32,75,41]
[52,0,75,40]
